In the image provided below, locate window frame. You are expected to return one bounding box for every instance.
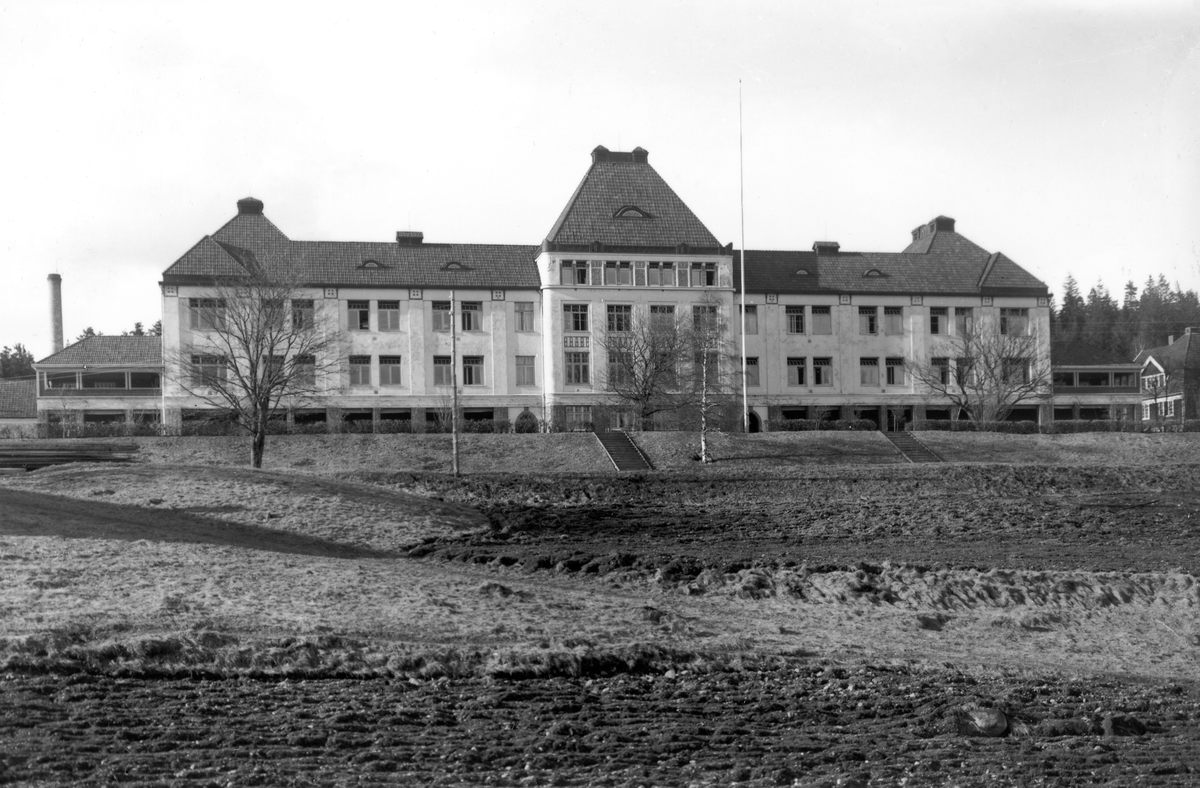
[462,355,484,386]
[291,299,315,331]
[741,304,758,334]
[188,298,226,331]
[460,302,483,332]
[858,307,878,336]
[811,305,833,335]
[883,307,903,336]
[433,355,452,386]
[607,304,632,333]
[929,307,947,335]
[786,305,805,335]
[349,355,372,386]
[885,357,905,385]
[189,354,227,387]
[743,356,760,387]
[813,357,833,386]
[515,355,535,386]
[378,301,401,332]
[379,355,403,386]
[564,303,589,333]
[432,302,452,332]
[348,300,370,332]
[860,357,880,386]
[564,351,590,385]
[514,301,534,332]
[787,357,806,386]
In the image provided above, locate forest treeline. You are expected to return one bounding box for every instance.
[1052,274,1200,361]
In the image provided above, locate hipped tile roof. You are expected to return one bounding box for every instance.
[164,202,540,289]
[544,149,721,249]
[0,378,36,419]
[1134,332,1200,391]
[37,336,163,367]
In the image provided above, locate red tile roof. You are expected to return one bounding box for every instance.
[36,336,162,367]
[0,378,36,419]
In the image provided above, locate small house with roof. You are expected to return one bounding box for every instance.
[0,378,38,436]
[1134,329,1200,424]
[33,336,163,429]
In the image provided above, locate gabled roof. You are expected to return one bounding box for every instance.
[0,378,36,419]
[1051,340,1138,368]
[544,147,721,251]
[1134,331,1200,374]
[36,336,162,367]
[739,217,1045,295]
[163,199,540,289]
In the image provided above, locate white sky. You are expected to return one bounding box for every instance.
[2,0,1198,360]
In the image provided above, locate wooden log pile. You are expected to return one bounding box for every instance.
[0,441,139,470]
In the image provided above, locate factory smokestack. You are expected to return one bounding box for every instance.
[48,274,63,354]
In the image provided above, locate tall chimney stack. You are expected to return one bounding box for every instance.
[48,274,63,354]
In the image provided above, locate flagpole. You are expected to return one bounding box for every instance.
[451,289,460,477]
[739,80,749,433]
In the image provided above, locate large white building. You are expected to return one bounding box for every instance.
[33,146,1055,432]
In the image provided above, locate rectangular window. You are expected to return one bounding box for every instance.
[607,350,631,387]
[564,405,591,431]
[190,354,226,387]
[786,305,805,334]
[607,304,632,332]
[813,357,833,386]
[604,261,618,285]
[515,355,535,386]
[565,351,589,384]
[1002,357,1029,384]
[432,302,452,331]
[932,357,949,385]
[884,307,903,335]
[262,299,285,331]
[1167,400,1176,417]
[461,302,482,331]
[378,301,400,332]
[1113,372,1135,388]
[693,304,717,329]
[859,307,877,335]
[294,354,316,388]
[811,305,832,335]
[349,355,371,386]
[787,357,806,386]
[929,307,947,335]
[650,304,675,331]
[744,357,760,387]
[433,356,452,386]
[379,355,402,386]
[741,304,758,334]
[560,260,589,286]
[955,307,973,335]
[291,299,314,331]
[564,303,589,332]
[348,300,370,331]
[955,356,973,386]
[860,357,880,386]
[601,261,633,285]
[462,355,483,386]
[648,262,674,287]
[688,262,715,287]
[188,298,226,331]
[1000,308,1029,336]
[690,263,704,287]
[886,357,905,385]
[514,302,534,332]
[263,354,286,384]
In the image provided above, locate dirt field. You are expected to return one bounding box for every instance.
[2,434,1200,786]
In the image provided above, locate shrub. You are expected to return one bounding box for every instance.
[1043,420,1143,434]
[766,418,876,432]
[374,419,414,434]
[514,411,540,433]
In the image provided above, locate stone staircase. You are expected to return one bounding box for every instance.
[883,431,943,463]
[595,431,653,471]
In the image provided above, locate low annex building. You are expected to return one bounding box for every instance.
[36,146,1059,431]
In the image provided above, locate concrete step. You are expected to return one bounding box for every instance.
[883,432,943,463]
[595,431,653,471]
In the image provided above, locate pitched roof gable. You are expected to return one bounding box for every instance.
[36,336,162,367]
[1134,331,1200,372]
[163,236,251,279]
[544,147,720,250]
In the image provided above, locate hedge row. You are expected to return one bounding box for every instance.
[766,418,879,432]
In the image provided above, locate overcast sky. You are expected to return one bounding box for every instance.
[2,0,1197,360]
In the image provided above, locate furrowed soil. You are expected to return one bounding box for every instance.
[2,435,1200,786]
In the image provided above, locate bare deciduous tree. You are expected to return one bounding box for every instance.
[594,292,734,461]
[167,272,343,468]
[907,320,1050,425]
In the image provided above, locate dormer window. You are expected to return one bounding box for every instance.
[614,205,651,219]
[795,268,810,276]
[440,261,471,271]
[358,259,386,270]
[863,268,886,278]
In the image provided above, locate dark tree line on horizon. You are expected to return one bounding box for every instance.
[1052,274,1200,361]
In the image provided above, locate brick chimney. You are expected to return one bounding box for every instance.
[47,274,63,354]
[812,241,840,254]
[396,231,423,246]
[237,197,264,215]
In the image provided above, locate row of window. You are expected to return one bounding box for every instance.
[736,305,1028,336]
[559,260,719,288]
[190,354,541,389]
[353,300,538,333]
[1144,400,1177,420]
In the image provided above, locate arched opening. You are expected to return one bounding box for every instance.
[747,411,761,433]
